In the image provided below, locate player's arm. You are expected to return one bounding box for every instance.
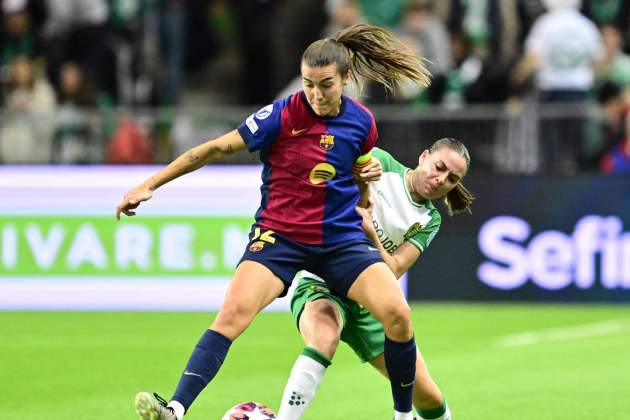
[385,242,422,279]
[356,204,421,279]
[357,181,370,208]
[353,151,381,182]
[116,130,246,219]
[355,155,381,208]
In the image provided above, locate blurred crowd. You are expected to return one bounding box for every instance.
[0,0,629,174]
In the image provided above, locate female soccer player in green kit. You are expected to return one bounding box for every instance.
[277,138,474,420]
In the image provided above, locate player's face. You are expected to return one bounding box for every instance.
[413,147,467,200]
[301,62,347,117]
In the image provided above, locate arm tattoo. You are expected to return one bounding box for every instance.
[209,145,235,158]
[187,151,200,163]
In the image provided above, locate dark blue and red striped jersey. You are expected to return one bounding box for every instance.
[237,91,378,245]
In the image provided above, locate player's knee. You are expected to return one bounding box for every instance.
[380,302,412,340]
[301,300,343,358]
[212,301,256,337]
[309,328,340,359]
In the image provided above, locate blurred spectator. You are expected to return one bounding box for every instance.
[582,81,629,169]
[582,0,630,47]
[515,0,546,45]
[272,0,327,100]
[0,0,47,108]
[0,54,55,162]
[42,0,117,102]
[0,0,44,68]
[600,107,630,173]
[229,0,280,104]
[357,0,404,27]
[440,0,490,52]
[186,0,241,105]
[512,0,604,97]
[511,0,605,173]
[440,31,482,108]
[434,0,520,103]
[396,0,452,78]
[52,62,112,163]
[596,24,630,88]
[324,0,364,35]
[436,0,520,69]
[182,0,217,72]
[108,0,157,105]
[105,117,154,164]
[158,0,185,105]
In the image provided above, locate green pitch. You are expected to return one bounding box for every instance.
[2,304,630,419]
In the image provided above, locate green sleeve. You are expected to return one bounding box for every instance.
[404,211,441,252]
[373,147,404,174]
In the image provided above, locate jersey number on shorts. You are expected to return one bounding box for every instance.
[252,228,276,244]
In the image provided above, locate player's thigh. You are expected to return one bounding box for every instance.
[346,262,410,326]
[300,299,344,337]
[212,260,285,339]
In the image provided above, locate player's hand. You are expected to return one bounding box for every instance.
[355,158,382,182]
[115,185,153,220]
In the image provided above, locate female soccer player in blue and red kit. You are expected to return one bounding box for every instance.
[116,23,431,420]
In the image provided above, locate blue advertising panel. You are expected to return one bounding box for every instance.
[408,175,630,302]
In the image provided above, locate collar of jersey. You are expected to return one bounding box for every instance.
[403,168,431,208]
[300,91,347,120]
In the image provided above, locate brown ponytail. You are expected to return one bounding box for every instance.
[445,182,475,216]
[302,23,431,94]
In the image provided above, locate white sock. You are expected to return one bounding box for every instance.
[442,406,452,420]
[394,410,415,420]
[168,400,185,419]
[417,404,451,420]
[276,352,328,420]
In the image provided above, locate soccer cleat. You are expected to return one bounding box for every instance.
[135,392,177,420]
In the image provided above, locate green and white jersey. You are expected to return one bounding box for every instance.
[295,147,441,283]
[367,147,441,253]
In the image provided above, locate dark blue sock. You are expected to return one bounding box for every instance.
[171,329,232,411]
[384,335,416,413]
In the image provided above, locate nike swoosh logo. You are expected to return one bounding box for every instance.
[368,246,378,251]
[291,128,308,135]
[401,381,415,388]
[184,370,203,378]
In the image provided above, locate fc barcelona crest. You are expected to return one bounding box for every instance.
[249,240,265,252]
[320,134,335,151]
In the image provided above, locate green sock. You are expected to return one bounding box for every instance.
[302,346,332,367]
[416,400,447,419]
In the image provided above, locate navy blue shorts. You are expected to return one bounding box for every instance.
[238,226,383,297]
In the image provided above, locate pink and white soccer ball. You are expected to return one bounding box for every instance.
[221,402,276,420]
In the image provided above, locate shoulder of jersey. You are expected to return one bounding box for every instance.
[373,147,404,173]
[345,96,375,119]
[426,201,442,224]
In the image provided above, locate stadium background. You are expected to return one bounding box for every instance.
[1,0,629,419]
